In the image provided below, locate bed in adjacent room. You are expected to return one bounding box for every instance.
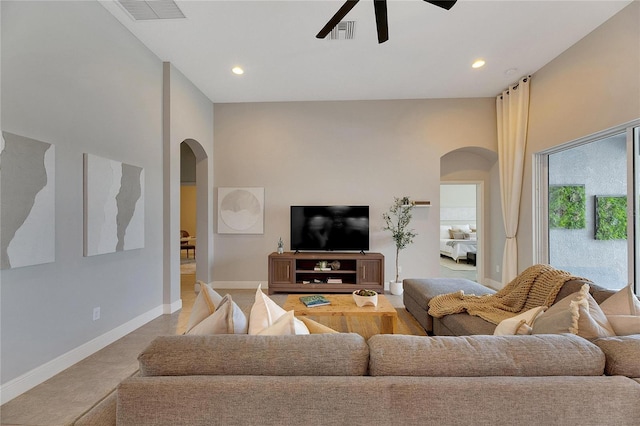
[440,224,477,263]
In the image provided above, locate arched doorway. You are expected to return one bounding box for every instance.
[179,139,209,290]
[440,147,498,285]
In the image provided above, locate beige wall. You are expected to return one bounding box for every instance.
[213,98,497,287]
[520,1,640,270]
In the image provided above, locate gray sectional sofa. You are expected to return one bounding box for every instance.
[76,332,640,425]
[403,276,613,336]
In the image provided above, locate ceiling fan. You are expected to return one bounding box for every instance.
[316,0,457,44]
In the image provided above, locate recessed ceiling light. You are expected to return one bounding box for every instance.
[231,66,244,75]
[472,59,486,69]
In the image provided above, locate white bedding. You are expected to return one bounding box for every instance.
[440,239,477,262]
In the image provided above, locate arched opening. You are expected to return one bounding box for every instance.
[440,147,498,284]
[179,139,209,292]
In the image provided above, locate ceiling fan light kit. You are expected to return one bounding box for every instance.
[317,0,457,44]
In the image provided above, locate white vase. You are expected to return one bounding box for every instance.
[390,281,404,296]
[352,291,378,307]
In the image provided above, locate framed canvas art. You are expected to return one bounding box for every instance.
[84,153,145,256]
[0,132,55,269]
[217,187,264,234]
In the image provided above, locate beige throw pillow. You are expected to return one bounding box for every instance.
[494,306,546,336]
[187,294,248,335]
[297,316,339,334]
[532,284,615,339]
[599,283,640,335]
[185,283,224,333]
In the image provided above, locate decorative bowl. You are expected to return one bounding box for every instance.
[352,290,378,307]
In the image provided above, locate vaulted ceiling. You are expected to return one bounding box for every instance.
[101,0,632,103]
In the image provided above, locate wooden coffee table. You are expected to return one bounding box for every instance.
[283,293,398,334]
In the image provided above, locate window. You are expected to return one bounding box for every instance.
[536,122,639,292]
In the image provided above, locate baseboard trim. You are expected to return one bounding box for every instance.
[163,298,182,314]
[0,305,163,405]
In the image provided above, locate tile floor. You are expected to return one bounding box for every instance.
[0,275,409,425]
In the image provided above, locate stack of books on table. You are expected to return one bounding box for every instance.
[299,294,331,307]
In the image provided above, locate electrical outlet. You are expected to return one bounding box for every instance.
[496,265,500,273]
[93,307,101,321]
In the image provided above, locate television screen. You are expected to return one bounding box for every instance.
[290,206,370,251]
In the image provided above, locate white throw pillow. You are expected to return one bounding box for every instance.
[494,306,547,336]
[452,224,472,234]
[185,283,224,333]
[187,294,248,335]
[599,283,640,335]
[440,226,452,239]
[256,310,310,335]
[249,284,308,335]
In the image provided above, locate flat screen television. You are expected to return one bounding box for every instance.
[290,205,370,252]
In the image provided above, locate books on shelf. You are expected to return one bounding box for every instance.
[326,278,342,284]
[299,294,331,307]
[313,267,332,271]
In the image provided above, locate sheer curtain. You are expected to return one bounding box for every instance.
[497,76,531,284]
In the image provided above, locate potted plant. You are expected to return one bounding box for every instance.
[383,196,417,295]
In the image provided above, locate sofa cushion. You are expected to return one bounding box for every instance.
[367,334,605,377]
[404,278,494,308]
[592,335,640,378]
[436,312,497,335]
[553,279,614,305]
[138,334,369,377]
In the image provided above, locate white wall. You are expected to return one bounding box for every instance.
[0,0,164,396]
[213,98,497,286]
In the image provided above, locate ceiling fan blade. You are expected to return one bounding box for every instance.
[373,0,389,43]
[316,0,360,39]
[424,0,457,11]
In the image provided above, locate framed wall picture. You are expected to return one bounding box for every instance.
[84,153,145,256]
[548,184,586,229]
[217,187,264,234]
[595,195,627,240]
[1,132,55,269]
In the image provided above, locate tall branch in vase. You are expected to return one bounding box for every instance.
[383,197,417,283]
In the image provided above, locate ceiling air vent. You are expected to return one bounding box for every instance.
[118,0,185,20]
[329,21,356,40]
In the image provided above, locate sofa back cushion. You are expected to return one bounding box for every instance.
[592,335,640,378]
[554,279,614,305]
[138,333,369,377]
[368,334,605,377]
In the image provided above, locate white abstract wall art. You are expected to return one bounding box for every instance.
[218,187,264,234]
[84,153,144,256]
[1,132,56,269]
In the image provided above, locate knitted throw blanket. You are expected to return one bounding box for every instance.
[428,264,584,325]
